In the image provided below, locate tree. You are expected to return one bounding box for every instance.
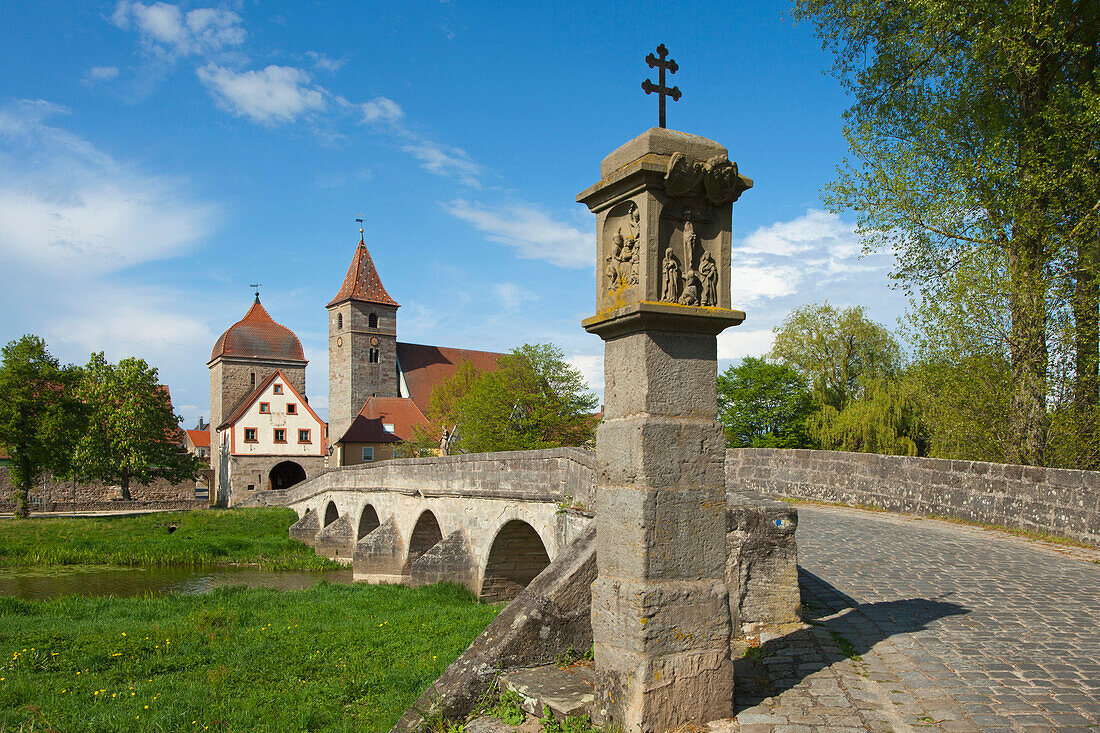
[0,336,85,517]
[72,353,202,500]
[770,303,903,409]
[431,344,598,454]
[717,357,816,448]
[793,0,1100,464]
[807,375,927,456]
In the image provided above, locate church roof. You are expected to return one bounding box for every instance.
[210,297,307,364]
[328,237,399,308]
[338,396,428,445]
[396,342,506,414]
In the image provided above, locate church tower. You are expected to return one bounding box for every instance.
[327,233,400,447]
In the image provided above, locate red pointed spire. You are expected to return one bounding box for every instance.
[328,235,399,308]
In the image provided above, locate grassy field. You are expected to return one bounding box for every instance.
[0,508,339,570]
[0,581,499,732]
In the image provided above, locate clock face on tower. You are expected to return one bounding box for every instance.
[370,336,379,346]
[336,337,343,347]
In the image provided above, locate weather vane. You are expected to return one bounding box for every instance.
[249,283,262,301]
[356,216,364,241]
[642,43,681,129]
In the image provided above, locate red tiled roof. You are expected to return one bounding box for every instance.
[396,342,506,414]
[185,429,210,448]
[210,297,307,363]
[339,396,428,444]
[328,238,399,308]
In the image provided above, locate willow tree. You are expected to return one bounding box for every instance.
[794,0,1100,465]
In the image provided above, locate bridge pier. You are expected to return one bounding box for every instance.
[407,530,477,594]
[352,517,406,584]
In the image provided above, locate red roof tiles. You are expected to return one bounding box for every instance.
[339,396,428,444]
[210,298,307,363]
[328,238,399,308]
[185,429,210,448]
[396,342,506,414]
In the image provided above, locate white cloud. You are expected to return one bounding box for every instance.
[567,353,604,393]
[732,264,802,306]
[0,99,217,275]
[112,2,245,59]
[401,140,482,187]
[741,208,855,257]
[84,66,120,83]
[717,328,776,361]
[361,96,404,125]
[306,51,347,73]
[491,283,536,310]
[196,64,326,124]
[443,200,591,268]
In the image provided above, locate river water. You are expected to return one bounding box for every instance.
[0,566,356,601]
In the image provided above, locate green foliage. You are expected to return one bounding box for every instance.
[807,376,927,456]
[429,344,598,454]
[72,353,203,500]
[487,690,527,725]
[539,708,600,733]
[717,358,816,448]
[770,303,903,409]
[0,507,339,570]
[0,581,499,732]
[0,335,86,517]
[792,0,1100,465]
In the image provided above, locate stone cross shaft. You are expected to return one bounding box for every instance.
[641,43,681,129]
[578,127,751,732]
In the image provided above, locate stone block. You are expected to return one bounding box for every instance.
[591,577,732,655]
[596,417,726,489]
[595,485,726,579]
[499,665,595,720]
[288,509,320,545]
[353,517,406,582]
[408,530,476,594]
[602,330,718,419]
[314,515,355,562]
[591,645,734,732]
[600,127,728,178]
[726,501,801,636]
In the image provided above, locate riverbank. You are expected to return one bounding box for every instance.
[0,581,498,732]
[0,507,339,570]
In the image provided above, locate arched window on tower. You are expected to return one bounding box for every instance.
[369,313,378,328]
[369,348,379,363]
[337,313,343,329]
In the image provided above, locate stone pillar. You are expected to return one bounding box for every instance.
[579,127,752,732]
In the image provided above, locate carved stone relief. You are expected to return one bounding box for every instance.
[660,204,719,307]
[603,200,642,298]
[665,152,751,205]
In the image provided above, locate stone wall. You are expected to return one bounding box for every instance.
[726,448,1100,546]
[0,466,207,513]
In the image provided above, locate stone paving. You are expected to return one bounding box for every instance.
[728,504,1100,733]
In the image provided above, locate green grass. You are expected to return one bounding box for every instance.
[0,508,339,570]
[0,581,499,732]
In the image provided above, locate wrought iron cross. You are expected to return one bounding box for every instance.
[642,43,681,129]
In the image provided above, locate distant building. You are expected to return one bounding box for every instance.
[326,234,505,465]
[208,296,326,506]
[183,418,211,461]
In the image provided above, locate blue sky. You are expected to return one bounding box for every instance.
[0,0,909,425]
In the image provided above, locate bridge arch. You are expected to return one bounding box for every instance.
[406,510,443,565]
[479,519,551,603]
[358,504,380,539]
[323,501,339,527]
[269,460,306,491]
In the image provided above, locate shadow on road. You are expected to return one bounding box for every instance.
[734,567,970,712]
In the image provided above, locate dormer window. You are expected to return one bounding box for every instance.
[369,313,378,328]
[383,423,395,433]
[273,384,283,395]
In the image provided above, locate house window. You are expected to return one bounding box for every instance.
[273,384,283,395]
[369,313,378,328]
[383,423,395,433]
[243,428,258,443]
[362,446,374,462]
[369,348,379,363]
[259,402,270,414]
[247,484,255,491]
[298,429,311,443]
[286,403,297,415]
[273,428,286,443]
[337,313,343,329]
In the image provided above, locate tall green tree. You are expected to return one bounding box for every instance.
[770,303,903,409]
[794,0,1100,465]
[717,357,816,448]
[432,344,598,454]
[0,336,85,517]
[72,353,202,500]
[807,375,927,456]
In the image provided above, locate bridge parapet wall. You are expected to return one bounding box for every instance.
[238,448,596,508]
[726,448,1100,546]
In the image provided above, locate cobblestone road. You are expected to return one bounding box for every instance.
[730,505,1100,733]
